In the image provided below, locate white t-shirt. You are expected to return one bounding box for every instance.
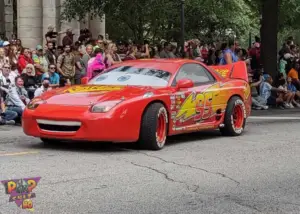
[260,82,272,100]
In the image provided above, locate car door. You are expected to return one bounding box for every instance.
[171,63,219,131]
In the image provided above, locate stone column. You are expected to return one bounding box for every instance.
[89,15,105,39]
[4,0,14,39]
[17,0,43,48]
[43,0,57,45]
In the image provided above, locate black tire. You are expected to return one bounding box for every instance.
[139,103,168,150]
[220,96,246,136]
[40,138,61,145]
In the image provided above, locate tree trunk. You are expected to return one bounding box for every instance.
[261,0,279,79]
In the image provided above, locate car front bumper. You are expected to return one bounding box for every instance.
[22,104,140,143]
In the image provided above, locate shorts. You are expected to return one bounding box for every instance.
[267,96,277,105]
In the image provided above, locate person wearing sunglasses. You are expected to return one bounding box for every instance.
[41,64,60,88]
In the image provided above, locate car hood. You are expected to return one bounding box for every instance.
[41,85,161,105]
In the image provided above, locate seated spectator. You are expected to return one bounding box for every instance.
[34,78,52,97]
[18,48,33,74]
[21,64,39,99]
[59,78,71,87]
[276,74,295,108]
[41,64,60,88]
[5,76,30,118]
[0,47,9,68]
[0,65,11,87]
[260,74,287,108]
[287,76,300,107]
[250,73,268,110]
[0,87,17,125]
[287,61,300,90]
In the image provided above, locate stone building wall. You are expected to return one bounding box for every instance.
[0,0,106,48]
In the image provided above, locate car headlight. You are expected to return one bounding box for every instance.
[27,99,45,110]
[90,100,123,113]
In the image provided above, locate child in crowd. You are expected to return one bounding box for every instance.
[260,74,289,109]
[249,71,268,110]
[287,76,300,107]
[276,73,295,108]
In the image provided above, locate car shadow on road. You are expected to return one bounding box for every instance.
[22,130,223,153]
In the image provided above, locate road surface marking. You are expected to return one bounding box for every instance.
[249,116,300,120]
[0,151,39,157]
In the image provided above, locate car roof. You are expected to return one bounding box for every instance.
[113,59,203,74]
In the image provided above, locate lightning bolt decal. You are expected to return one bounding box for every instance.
[176,92,201,121]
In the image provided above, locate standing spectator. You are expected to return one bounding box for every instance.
[41,64,60,88]
[73,43,86,84]
[5,76,30,118]
[18,48,33,74]
[33,45,48,78]
[87,49,105,80]
[45,25,58,49]
[219,41,238,65]
[0,47,9,68]
[34,78,52,97]
[44,42,57,65]
[57,45,75,84]
[123,45,138,61]
[82,45,93,70]
[62,29,74,47]
[159,42,176,59]
[105,43,122,67]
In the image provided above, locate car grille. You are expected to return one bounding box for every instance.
[36,119,81,133]
[38,124,80,132]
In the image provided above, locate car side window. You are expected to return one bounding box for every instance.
[173,63,215,86]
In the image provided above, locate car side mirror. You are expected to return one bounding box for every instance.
[176,78,194,89]
[81,77,89,84]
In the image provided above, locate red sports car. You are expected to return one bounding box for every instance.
[22,59,251,150]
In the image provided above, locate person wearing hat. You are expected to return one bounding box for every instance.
[33,45,48,78]
[45,25,58,49]
[3,41,10,55]
[62,29,74,47]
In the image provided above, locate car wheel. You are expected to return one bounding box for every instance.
[40,138,61,145]
[220,96,246,136]
[139,103,168,150]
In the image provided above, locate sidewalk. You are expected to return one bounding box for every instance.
[251,107,300,117]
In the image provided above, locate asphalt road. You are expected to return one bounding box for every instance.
[1,113,300,214]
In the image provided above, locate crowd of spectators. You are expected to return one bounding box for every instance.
[0,24,298,126]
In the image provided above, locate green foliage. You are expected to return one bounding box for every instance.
[61,0,300,45]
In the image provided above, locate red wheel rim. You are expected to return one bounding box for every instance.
[233,104,244,129]
[156,112,167,145]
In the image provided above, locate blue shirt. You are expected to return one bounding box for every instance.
[260,82,272,100]
[287,83,297,92]
[41,72,60,84]
[220,49,238,65]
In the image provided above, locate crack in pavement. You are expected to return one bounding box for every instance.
[127,149,240,185]
[131,162,186,185]
[228,198,262,213]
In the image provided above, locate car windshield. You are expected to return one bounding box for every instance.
[88,66,172,87]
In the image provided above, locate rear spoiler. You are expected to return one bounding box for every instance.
[209,61,248,82]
